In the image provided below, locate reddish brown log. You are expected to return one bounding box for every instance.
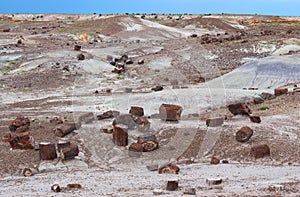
[137,133,158,144]
[236,126,253,142]
[97,110,120,120]
[67,184,82,189]
[250,144,270,158]
[166,180,179,191]
[159,104,183,121]
[206,118,224,127]
[61,143,79,160]
[74,44,81,51]
[4,132,34,149]
[129,106,144,117]
[39,142,57,160]
[54,122,76,137]
[57,140,71,151]
[129,143,143,152]
[113,126,128,146]
[134,116,151,132]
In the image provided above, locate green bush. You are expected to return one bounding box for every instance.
[257,105,269,110]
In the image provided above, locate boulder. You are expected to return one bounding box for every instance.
[236,126,253,142]
[159,104,183,121]
[228,103,251,116]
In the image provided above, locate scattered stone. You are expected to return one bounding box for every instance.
[113,114,136,129]
[2,28,10,32]
[151,85,164,91]
[236,126,253,142]
[9,115,30,132]
[74,44,81,51]
[54,122,77,137]
[22,168,33,177]
[190,34,198,38]
[126,58,133,64]
[112,125,128,146]
[153,189,164,195]
[67,184,82,189]
[158,163,180,174]
[3,132,34,149]
[206,178,222,185]
[183,188,196,195]
[39,142,57,160]
[210,156,220,165]
[78,112,95,124]
[269,184,285,192]
[260,92,275,100]
[60,143,79,160]
[124,87,132,93]
[97,110,120,120]
[146,164,159,171]
[228,103,252,116]
[222,160,229,164]
[250,144,270,158]
[77,53,85,60]
[129,106,144,117]
[274,88,288,96]
[249,115,261,123]
[159,104,183,121]
[51,184,61,193]
[138,59,145,64]
[206,117,224,127]
[166,180,179,191]
[121,54,129,62]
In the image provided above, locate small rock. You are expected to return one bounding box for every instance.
[183,188,196,195]
[206,178,222,185]
[97,110,120,120]
[249,116,261,123]
[151,85,163,91]
[210,156,220,165]
[100,126,113,134]
[206,117,224,127]
[67,183,82,189]
[158,163,180,174]
[138,59,145,64]
[124,87,132,93]
[141,140,159,152]
[74,44,81,51]
[146,164,159,171]
[137,133,158,144]
[77,53,85,60]
[222,160,229,164]
[129,106,144,117]
[51,184,61,193]
[228,103,252,116]
[236,126,253,142]
[166,180,179,191]
[153,189,164,195]
[250,144,270,158]
[269,184,285,192]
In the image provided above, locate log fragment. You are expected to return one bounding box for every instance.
[112,126,128,146]
[166,180,179,191]
[158,163,180,174]
[249,116,261,123]
[159,104,183,121]
[3,132,34,149]
[61,143,79,160]
[9,115,30,132]
[236,126,253,142]
[210,156,220,165]
[228,103,251,116]
[250,144,270,158]
[274,88,288,96]
[129,106,144,117]
[57,140,71,151]
[206,118,224,127]
[54,122,76,137]
[206,178,222,185]
[97,110,120,120]
[39,142,57,160]
[22,168,33,177]
[141,140,159,152]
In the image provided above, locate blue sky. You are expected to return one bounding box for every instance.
[0,0,299,16]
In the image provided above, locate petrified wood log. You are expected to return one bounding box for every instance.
[9,115,30,132]
[236,126,253,142]
[129,106,144,117]
[3,132,34,149]
[39,142,57,160]
[166,180,179,191]
[54,122,76,137]
[112,126,128,146]
[158,163,180,174]
[61,143,79,160]
[57,139,71,151]
[159,104,183,121]
[250,144,270,158]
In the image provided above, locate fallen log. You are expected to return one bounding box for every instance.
[9,115,30,132]
[159,104,183,121]
[3,132,34,149]
[236,126,253,142]
[250,144,270,158]
[54,122,76,137]
[39,142,57,160]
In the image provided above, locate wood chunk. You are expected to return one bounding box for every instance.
[249,116,261,123]
[183,188,196,195]
[206,178,222,185]
[49,117,63,125]
[137,133,158,144]
[236,126,253,142]
[129,143,143,152]
[206,118,224,127]
[61,143,79,160]
[97,110,120,120]
[39,142,57,160]
[159,104,183,121]
[210,156,220,165]
[54,122,76,137]
[22,168,33,177]
[112,126,128,146]
[4,132,34,149]
[158,163,180,174]
[274,88,288,96]
[57,140,71,151]
[129,106,144,117]
[142,140,159,152]
[250,144,270,158]
[67,183,82,189]
[9,115,30,132]
[166,180,179,191]
[51,184,61,192]
[228,103,251,116]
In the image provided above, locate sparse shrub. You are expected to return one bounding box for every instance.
[257,105,269,111]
